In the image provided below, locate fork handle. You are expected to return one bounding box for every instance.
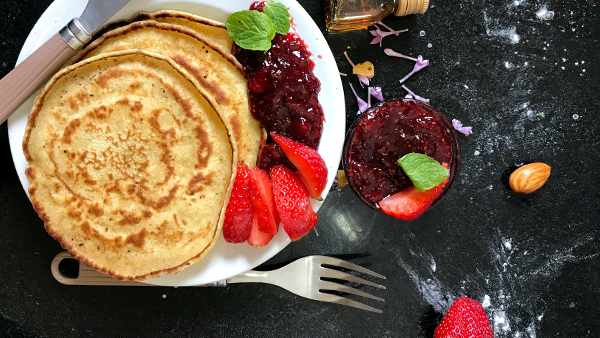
[226,270,270,284]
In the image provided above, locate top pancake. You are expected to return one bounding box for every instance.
[73,19,261,167]
[23,50,236,281]
[133,10,234,59]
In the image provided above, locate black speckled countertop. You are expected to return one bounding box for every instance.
[1,0,599,337]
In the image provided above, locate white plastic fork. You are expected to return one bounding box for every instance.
[52,253,386,313]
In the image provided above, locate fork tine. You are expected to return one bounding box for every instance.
[324,294,383,313]
[319,268,386,289]
[319,281,385,302]
[315,256,386,279]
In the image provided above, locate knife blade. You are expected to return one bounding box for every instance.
[0,0,132,125]
[79,0,132,35]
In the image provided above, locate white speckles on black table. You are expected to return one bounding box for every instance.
[0,0,599,337]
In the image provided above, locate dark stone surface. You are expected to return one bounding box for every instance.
[0,0,599,337]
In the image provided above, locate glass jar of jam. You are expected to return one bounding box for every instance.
[342,99,461,216]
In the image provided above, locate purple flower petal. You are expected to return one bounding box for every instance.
[369,25,404,47]
[383,48,418,62]
[370,36,382,45]
[452,119,473,136]
[402,85,429,103]
[357,74,372,87]
[349,83,368,113]
[370,87,384,101]
[399,55,429,83]
[414,55,430,71]
[376,21,408,36]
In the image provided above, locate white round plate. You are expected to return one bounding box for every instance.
[8,0,345,286]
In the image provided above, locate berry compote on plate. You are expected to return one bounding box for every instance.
[343,99,461,218]
[233,1,324,171]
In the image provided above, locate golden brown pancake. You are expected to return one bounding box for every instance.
[73,20,261,168]
[23,50,236,281]
[133,10,234,58]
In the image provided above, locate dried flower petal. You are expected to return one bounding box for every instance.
[402,85,429,103]
[383,48,418,62]
[343,51,355,67]
[377,21,408,36]
[370,24,398,46]
[344,51,374,87]
[357,74,372,87]
[452,119,473,136]
[370,87,383,101]
[399,55,429,83]
[336,170,348,188]
[353,61,375,76]
[349,83,368,113]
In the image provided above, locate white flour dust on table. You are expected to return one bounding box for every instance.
[394,228,598,337]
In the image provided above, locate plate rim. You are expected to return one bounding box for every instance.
[7,0,346,286]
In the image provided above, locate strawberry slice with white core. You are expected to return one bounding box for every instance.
[248,168,280,234]
[270,132,328,200]
[379,163,450,221]
[223,164,253,243]
[270,165,318,241]
[247,212,274,248]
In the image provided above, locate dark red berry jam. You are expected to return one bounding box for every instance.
[343,99,460,207]
[234,3,324,171]
[249,1,267,11]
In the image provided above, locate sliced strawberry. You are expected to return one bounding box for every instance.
[270,165,318,241]
[379,163,450,221]
[223,164,253,243]
[247,212,274,248]
[270,132,328,200]
[248,168,280,234]
[434,297,493,338]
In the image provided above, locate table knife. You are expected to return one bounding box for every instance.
[0,0,132,125]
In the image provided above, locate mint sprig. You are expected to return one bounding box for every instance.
[226,10,276,51]
[398,153,449,192]
[264,1,291,35]
[226,2,291,51]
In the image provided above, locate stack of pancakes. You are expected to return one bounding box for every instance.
[22,11,262,281]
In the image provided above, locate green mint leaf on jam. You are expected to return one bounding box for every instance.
[263,1,291,35]
[226,10,276,51]
[398,153,449,192]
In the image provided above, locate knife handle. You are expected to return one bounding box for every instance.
[0,32,76,125]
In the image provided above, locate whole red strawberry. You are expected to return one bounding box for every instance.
[270,165,318,241]
[270,132,328,200]
[223,164,253,243]
[434,297,493,338]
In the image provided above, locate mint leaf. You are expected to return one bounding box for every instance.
[398,153,449,192]
[226,10,276,51]
[263,1,291,35]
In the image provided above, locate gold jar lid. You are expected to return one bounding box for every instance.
[396,0,430,16]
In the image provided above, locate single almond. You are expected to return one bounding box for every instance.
[509,162,551,194]
[336,170,348,188]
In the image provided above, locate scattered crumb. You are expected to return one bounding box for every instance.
[336,170,348,188]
